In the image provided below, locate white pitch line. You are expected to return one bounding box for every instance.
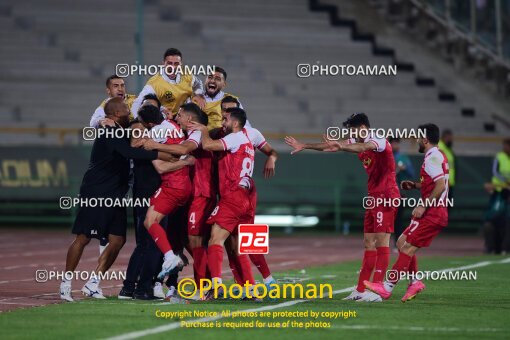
[106,257,510,340]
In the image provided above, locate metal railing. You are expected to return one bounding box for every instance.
[413,0,510,67]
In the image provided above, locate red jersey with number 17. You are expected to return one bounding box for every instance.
[218,129,255,196]
[356,134,400,198]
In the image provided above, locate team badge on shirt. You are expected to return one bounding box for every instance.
[164,91,174,102]
[362,158,372,168]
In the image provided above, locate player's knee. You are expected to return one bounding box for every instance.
[363,238,376,250]
[400,243,414,256]
[208,233,224,246]
[208,237,220,246]
[76,234,91,246]
[396,235,406,250]
[189,236,202,249]
[108,236,125,249]
[143,213,155,230]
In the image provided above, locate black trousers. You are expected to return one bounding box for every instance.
[123,206,167,294]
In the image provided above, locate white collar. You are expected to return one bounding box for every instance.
[204,90,225,103]
[425,146,438,157]
[161,70,181,84]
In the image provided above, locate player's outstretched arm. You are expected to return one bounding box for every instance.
[330,138,377,154]
[188,122,224,151]
[284,136,330,154]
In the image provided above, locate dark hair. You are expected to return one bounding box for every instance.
[389,137,401,143]
[106,75,122,87]
[441,129,453,138]
[343,113,370,128]
[180,103,208,126]
[418,123,440,144]
[142,93,161,109]
[163,48,182,59]
[503,138,510,146]
[221,95,240,109]
[138,105,164,125]
[213,66,227,80]
[226,107,247,128]
[129,118,140,127]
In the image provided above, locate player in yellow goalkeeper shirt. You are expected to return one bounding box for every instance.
[131,48,205,119]
[202,66,243,130]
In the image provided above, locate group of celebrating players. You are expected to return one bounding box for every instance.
[60,47,449,304]
[60,48,278,302]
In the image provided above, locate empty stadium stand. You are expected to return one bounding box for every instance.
[0,0,508,154]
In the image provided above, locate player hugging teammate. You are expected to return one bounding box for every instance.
[61,48,278,302]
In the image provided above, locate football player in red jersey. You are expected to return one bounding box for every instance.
[138,103,214,284]
[364,123,449,302]
[136,105,194,280]
[220,96,278,293]
[188,108,256,295]
[285,113,400,302]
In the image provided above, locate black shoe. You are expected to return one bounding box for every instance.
[118,287,134,300]
[133,291,160,300]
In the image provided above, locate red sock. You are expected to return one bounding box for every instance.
[249,254,271,279]
[373,247,390,283]
[207,244,224,279]
[148,223,172,254]
[226,251,243,284]
[409,255,418,274]
[389,252,412,284]
[237,254,255,285]
[356,250,377,292]
[192,246,207,282]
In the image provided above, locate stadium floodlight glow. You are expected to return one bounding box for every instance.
[254,215,319,227]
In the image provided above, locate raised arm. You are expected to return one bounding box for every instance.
[284,136,330,154]
[131,85,156,119]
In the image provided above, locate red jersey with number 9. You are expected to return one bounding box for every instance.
[218,129,255,196]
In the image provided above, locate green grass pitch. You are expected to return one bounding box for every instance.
[1,255,509,339]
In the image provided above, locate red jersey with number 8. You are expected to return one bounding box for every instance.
[218,129,255,196]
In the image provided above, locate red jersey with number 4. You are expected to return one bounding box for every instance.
[153,120,191,190]
[186,129,215,198]
[420,146,449,225]
[356,134,400,198]
[218,129,255,196]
